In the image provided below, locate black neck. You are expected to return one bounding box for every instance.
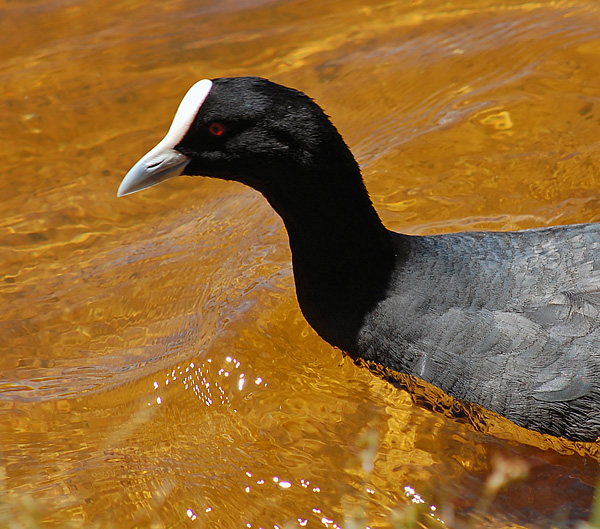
[259,144,397,352]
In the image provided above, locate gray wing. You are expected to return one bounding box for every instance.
[359,227,600,439]
[524,282,600,402]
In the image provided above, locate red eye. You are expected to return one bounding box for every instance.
[208,122,226,136]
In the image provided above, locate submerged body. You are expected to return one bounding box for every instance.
[362,227,600,441]
[118,76,600,442]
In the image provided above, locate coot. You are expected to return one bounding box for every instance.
[118,77,600,442]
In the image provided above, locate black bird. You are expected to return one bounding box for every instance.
[119,76,600,442]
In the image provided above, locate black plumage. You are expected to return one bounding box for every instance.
[119,77,600,442]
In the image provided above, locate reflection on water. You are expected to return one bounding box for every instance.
[2,0,600,527]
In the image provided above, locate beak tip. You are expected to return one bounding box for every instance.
[117,150,190,199]
[117,178,136,197]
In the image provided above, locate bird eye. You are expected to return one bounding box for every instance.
[208,122,226,136]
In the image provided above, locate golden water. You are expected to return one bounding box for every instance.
[2,0,600,527]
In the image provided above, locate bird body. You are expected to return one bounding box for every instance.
[119,76,600,442]
[363,227,600,440]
